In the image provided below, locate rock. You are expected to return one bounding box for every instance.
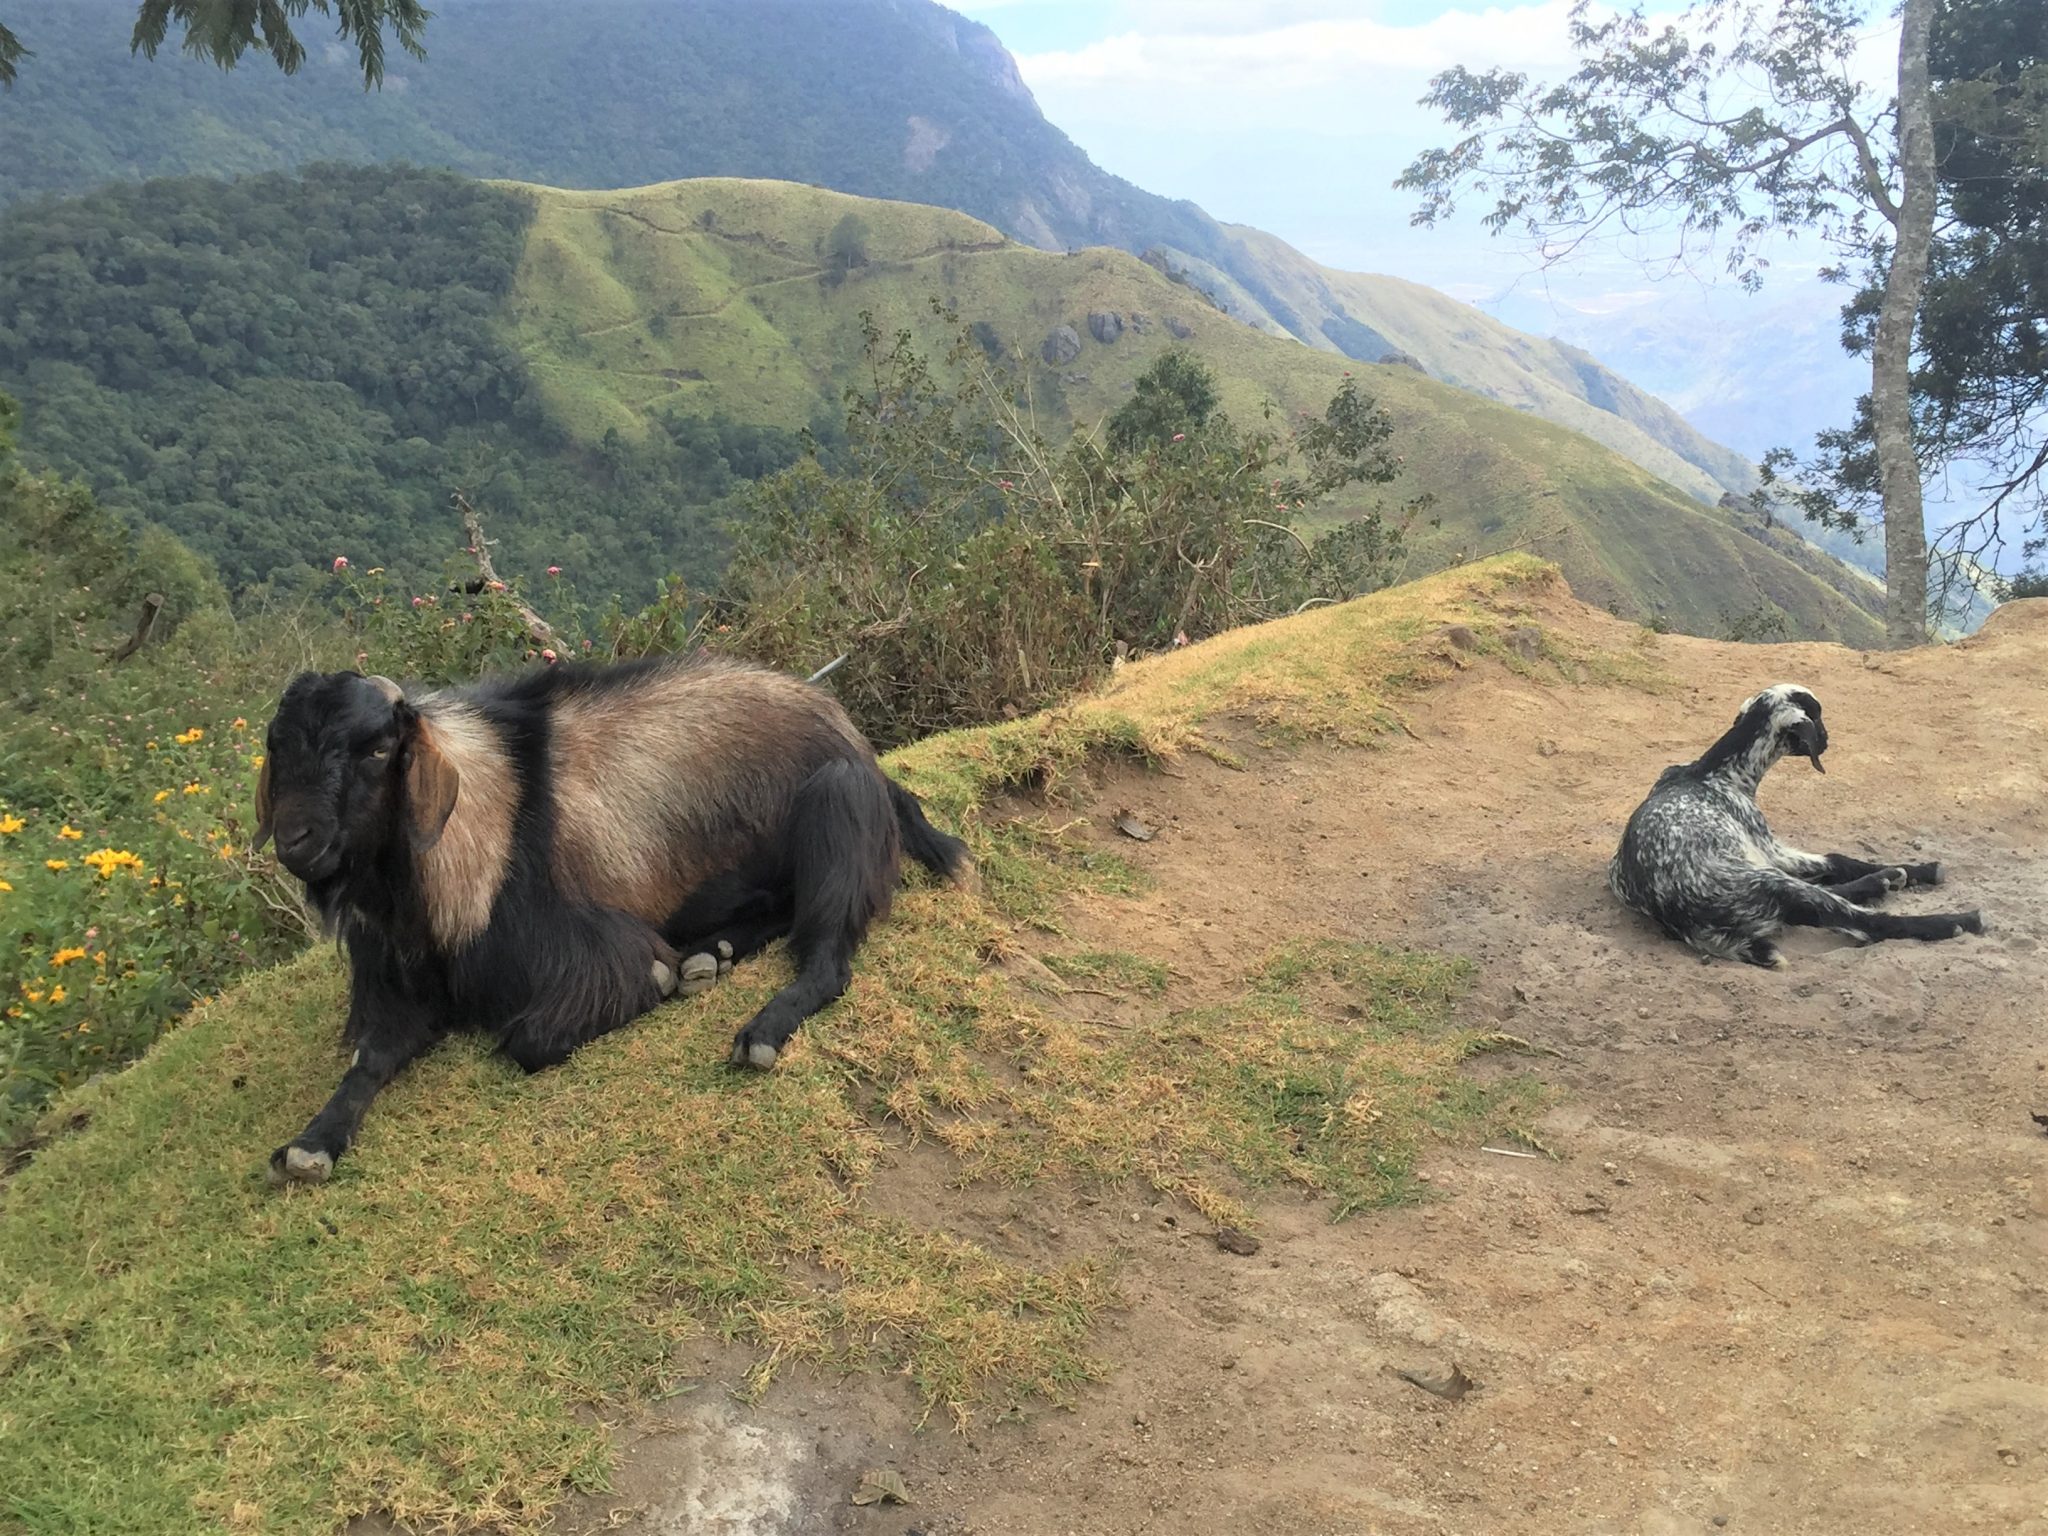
[1378,350,1426,372]
[1441,624,1479,651]
[1164,314,1194,339]
[1128,311,1152,333]
[1214,1226,1261,1256]
[1088,310,1125,344]
[1040,324,1082,366]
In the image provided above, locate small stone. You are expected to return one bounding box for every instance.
[1713,1518,1729,1529]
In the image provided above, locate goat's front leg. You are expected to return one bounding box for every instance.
[270,991,439,1187]
[1771,843,1943,889]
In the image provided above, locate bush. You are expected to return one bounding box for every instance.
[710,307,1432,746]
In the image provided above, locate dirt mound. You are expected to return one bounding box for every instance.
[557,581,2048,1536]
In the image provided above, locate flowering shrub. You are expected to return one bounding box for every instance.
[0,711,301,1137]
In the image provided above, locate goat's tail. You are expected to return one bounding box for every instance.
[888,777,975,889]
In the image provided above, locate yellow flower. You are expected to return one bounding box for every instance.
[250,754,265,769]
[81,848,144,879]
[0,813,23,835]
[76,1019,91,1034]
[183,782,207,796]
[153,790,172,804]
[0,879,12,892]
[218,844,236,860]
[172,893,186,907]
[51,947,87,967]
[231,717,248,730]
[47,984,66,1005]
[146,740,159,751]
[93,952,106,967]
[174,727,205,745]
[45,859,68,872]
[23,988,43,1004]
[57,825,82,840]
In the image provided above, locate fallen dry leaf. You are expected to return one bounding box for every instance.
[851,1469,911,1507]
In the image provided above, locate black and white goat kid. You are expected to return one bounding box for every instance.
[1608,683,1983,968]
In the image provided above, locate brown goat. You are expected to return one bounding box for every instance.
[256,653,972,1184]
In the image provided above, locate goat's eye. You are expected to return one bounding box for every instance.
[365,746,389,762]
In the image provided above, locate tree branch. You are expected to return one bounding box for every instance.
[452,490,553,642]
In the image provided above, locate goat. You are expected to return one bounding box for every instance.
[253,653,972,1185]
[1607,682,1983,968]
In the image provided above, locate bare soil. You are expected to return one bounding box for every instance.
[552,594,2048,1536]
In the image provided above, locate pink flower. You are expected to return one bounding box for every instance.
[461,612,474,623]
[1172,432,1186,442]
[582,639,593,651]
[998,480,1014,491]
[547,565,561,577]
[1343,370,1352,377]
[488,580,506,592]
[332,556,349,572]
[541,648,558,664]
[411,595,425,608]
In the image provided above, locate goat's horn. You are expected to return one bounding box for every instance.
[365,674,405,705]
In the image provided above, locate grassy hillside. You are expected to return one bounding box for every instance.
[0,557,1583,1534]
[0,0,1770,520]
[505,178,1885,644]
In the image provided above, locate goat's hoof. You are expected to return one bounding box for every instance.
[678,952,720,997]
[1882,866,1910,892]
[1921,861,1947,887]
[1961,910,1986,935]
[652,959,677,997]
[729,1035,780,1070]
[716,940,733,960]
[268,1144,333,1186]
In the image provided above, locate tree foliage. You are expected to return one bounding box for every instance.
[2,0,427,89]
[1792,1,2048,580]
[1400,0,1943,646]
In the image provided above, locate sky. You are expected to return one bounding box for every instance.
[953,0,1897,320]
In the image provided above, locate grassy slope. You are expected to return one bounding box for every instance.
[0,557,1603,1534]
[504,178,1883,646]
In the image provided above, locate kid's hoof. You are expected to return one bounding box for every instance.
[1882,867,1910,892]
[269,1145,333,1186]
[716,940,734,978]
[652,959,678,997]
[679,952,720,997]
[1961,910,1985,935]
[729,1035,779,1070]
[1921,861,1946,887]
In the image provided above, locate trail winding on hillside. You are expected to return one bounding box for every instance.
[557,580,2048,1536]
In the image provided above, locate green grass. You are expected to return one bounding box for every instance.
[0,558,1629,1533]
[496,177,1885,648]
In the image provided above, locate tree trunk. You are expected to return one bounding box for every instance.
[1872,0,1938,648]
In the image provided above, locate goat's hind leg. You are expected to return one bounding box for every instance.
[730,759,895,1071]
[1769,874,1983,948]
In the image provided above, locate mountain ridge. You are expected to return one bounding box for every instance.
[0,0,1766,518]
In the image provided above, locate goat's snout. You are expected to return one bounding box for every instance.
[272,811,340,880]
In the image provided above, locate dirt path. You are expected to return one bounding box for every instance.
[553,595,2048,1536]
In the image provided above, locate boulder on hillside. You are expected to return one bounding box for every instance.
[1041,324,1082,365]
[1088,310,1124,344]
[1164,314,1193,339]
[1378,350,1426,372]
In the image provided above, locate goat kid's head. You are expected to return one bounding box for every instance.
[1736,682,1829,774]
[253,671,460,884]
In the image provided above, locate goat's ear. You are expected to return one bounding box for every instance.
[404,717,461,852]
[251,755,274,852]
